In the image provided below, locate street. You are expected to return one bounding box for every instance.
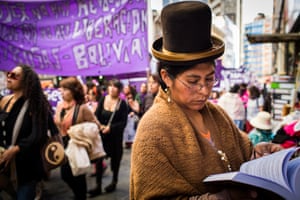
[42,148,131,200]
[0,148,131,200]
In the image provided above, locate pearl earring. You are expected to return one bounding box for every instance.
[165,87,171,103]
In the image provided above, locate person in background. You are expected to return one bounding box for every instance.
[130,2,282,199]
[209,90,220,104]
[0,64,50,199]
[124,86,140,149]
[239,83,249,108]
[246,85,264,133]
[218,84,245,130]
[90,79,128,197]
[248,111,274,146]
[121,84,130,100]
[137,82,147,109]
[125,85,140,116]
[85,86,98,113]
[98,84,107,99]
[54,77,101,200]
[261,90,272,113]
[84,84,108,178]
[273,92,300,135]
[140,73,161,115]
[122,84,138,101]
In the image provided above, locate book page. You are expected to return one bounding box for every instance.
[287,157,300,197]
[240,148,297,191]
[203,171,294,199]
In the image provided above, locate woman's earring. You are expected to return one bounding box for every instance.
[165,87,171,103]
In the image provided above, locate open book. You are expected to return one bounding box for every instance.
[203,147,300,200]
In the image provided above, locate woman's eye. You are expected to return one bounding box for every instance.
[206,78,214,83]
[188,80,198,85]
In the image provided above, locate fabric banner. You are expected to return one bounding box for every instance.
[0,0,148,76]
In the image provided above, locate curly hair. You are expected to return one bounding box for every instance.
[18,64,51,131]
[59,77,85,105]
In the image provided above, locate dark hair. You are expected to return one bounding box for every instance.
[239,83,248,97]
[18,64,51,137]
[108,78,123,93]
[229,84,240,93]
[262,92,272,113]
[150,73,160,83]
[211,90,220,98]
[157,60,216,90]
[248,85,261,99]
[126,85,137,98]
[59,77,85,104]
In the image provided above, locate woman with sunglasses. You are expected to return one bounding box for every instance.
[130,2,282,199]
[0,64,52,199]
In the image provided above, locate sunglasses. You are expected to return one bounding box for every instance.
[7,71,21,80]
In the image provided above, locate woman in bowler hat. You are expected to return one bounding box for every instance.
[130,1,282,199]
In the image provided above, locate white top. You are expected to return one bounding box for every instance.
[218,92,245,121]
[247,95,264,121]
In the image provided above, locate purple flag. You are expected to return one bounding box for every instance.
[0,0,148,76]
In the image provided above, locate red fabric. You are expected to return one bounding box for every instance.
[283,120,297,136]
[281,140,297,148]
[245,120,254,133]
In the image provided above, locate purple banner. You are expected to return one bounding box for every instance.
[0,0,148,76]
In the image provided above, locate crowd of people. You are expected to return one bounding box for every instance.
[211,83,269,133]
[209,81,300,149]
[0,62,160,199]
[0,1,299,200]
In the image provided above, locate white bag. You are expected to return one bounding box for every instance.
[65,140,91,176]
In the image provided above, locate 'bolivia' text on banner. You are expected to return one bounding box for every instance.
[0,0,148,76]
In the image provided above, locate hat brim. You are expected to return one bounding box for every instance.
[151,36,225,65]
[250,118,272,130]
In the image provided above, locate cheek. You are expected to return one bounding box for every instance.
[63,91,72,98]
[111,88,118,94]
[151,84,158,91]
[172,88,191,103]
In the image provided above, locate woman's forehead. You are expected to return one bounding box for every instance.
[182,69,215,78]
[12,66,22,73]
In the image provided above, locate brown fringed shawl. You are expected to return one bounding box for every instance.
[130,88,253,200]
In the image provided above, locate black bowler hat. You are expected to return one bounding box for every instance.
[152,1,225,65]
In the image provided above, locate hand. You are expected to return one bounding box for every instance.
[0,146,19,171]
[100,125,110,134]
[129,112,135,117]
[252,142,283,159]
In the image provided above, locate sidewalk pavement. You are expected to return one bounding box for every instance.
[0,148,132,200]
[42,147,131,200]
[0,148,131,200]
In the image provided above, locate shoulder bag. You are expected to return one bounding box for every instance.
[41,112,67,172]
[106,99,121,128]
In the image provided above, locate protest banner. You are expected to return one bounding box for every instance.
[0,0,148,76]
